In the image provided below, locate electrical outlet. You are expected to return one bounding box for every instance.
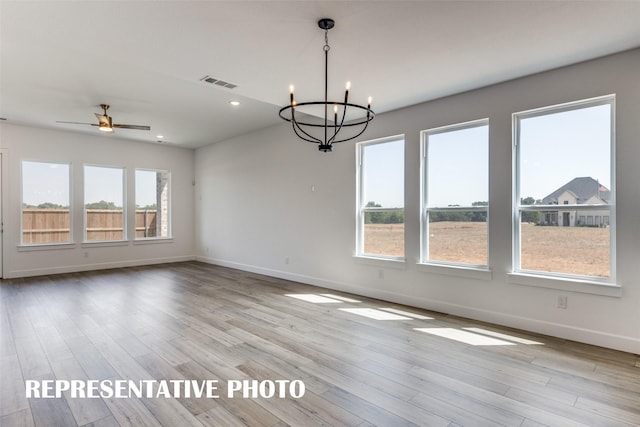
[557,295,568,309]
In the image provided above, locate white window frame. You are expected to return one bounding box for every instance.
[19,160,74,248]
[134,168,172,241]
[511,95,617,291]
[420,119,490,270]
[83,164,127,244]
[355,135,405,261]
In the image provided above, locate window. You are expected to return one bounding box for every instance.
[21,161,71,244]
[135,169,171,239]
[84,165,125,242]
[421,120,489,267]
[356,136,404,259]
[514,95,614,280]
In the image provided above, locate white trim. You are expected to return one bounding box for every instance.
[417,262,492,281]
[81,240,129,248]
[133,237,174,245]
[18,242,76,251]
[420,119,490,268]
[3,255,194,278]
[421,117,490,137]
[83,163,127,243]
[20,159,73,245]
[512,94,616,284]
[513,94,616,120]
[0,148,8,278]
[507,272,621,297]
[197,256,638,354]
[355,135,405,259]
[352,255,407,269]
[134,168,172,239]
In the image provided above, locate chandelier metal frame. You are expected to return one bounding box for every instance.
[279,18,375,152]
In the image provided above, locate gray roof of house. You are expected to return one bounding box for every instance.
[541,177,610,204]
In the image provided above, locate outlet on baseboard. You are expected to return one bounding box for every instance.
[557,295,568,309]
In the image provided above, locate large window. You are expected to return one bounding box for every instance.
[135,169,171,239]
[356,136,404,259]
[421,120,489,267]
[84,165,125,242]
[514,96,614,280]
[21,161,71,244]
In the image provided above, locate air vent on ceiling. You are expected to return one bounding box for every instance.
[200,75,238,89]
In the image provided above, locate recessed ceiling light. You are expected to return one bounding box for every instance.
[229,101,240,107]
[157,135,164,139]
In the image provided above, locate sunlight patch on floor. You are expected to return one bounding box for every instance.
[379,307,433,320]
[285,294,344,303]
[414,328,517,346]
[320,294,361,303]
[464,327,544,345]
[339,308,412,320]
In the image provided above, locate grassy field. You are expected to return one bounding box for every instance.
[364,221,610,277]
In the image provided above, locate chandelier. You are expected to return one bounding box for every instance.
[279,18,375,152]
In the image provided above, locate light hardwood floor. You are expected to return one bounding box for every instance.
[1,262,638,426]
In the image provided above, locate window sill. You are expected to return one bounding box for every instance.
[82,240,129,248]
[417,262,492,280]
[133,237,173,245]
[353,255,406,269]
[18,242,76,252]
[508,272,621,297]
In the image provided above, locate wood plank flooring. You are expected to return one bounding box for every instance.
[1,261,638,426]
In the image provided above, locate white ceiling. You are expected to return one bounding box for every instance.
[2,1,639,149]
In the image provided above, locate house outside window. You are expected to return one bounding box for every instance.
[513,95,615,280]
[21,161,71,244]
[421,119,489,267]
[356,136,404,259]
[135,169,171,239]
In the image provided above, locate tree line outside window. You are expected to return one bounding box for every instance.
[357,95,614,281]
[21,162,171,245]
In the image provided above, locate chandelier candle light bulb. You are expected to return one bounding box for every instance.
[279,18,375,152]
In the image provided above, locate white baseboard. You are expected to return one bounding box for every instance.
[197,256,640,355]
[5,255,196,279]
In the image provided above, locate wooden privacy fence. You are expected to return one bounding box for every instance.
[22,209,158,243]
[22,209,69,244]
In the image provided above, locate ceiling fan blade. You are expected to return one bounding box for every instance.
[56,121,97,126]
[59,106,147,132]
[112,124,151,131]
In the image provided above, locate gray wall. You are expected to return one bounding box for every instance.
[0,124,196,277]
[195,49,640,354]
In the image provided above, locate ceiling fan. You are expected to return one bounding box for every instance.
[57,104,150,133]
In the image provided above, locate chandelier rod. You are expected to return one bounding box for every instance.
[324,26,330,147]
